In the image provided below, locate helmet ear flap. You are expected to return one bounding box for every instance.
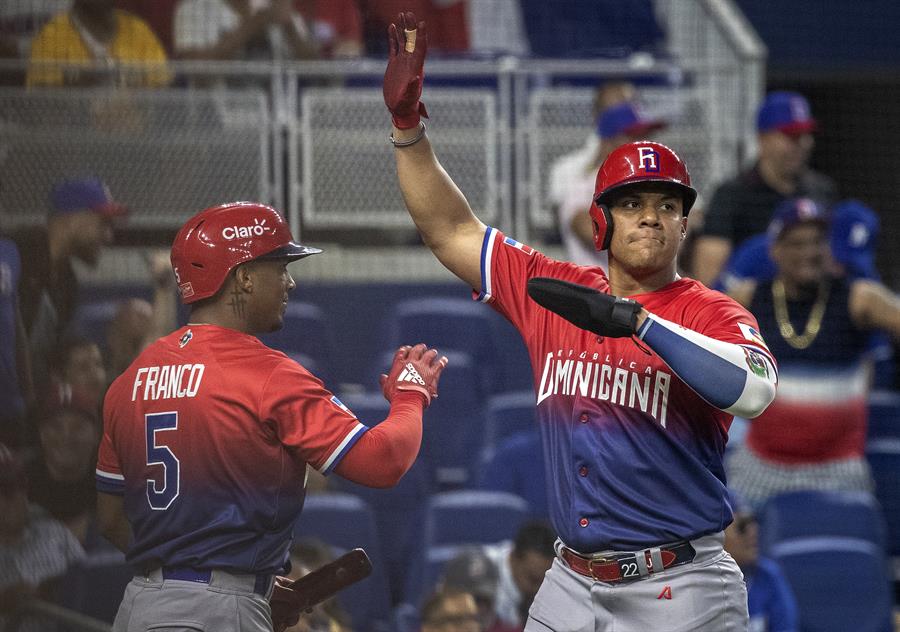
[589,200,613,251]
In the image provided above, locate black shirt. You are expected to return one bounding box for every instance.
[702,163,838,247]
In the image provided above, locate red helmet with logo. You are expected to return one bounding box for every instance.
[170,202,321,304]
[588,141,697,250]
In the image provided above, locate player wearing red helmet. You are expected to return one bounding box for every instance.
[96,202,447,632]
[384,13,777,631]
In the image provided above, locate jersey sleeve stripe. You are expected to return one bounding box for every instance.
[475,227,498,303]
[318,422,368,475]
[96,469,126,494]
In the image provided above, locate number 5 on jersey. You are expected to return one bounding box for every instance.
[146,412,180,510]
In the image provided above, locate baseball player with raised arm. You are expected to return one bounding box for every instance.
[383,13,777,631]
[94,202,447,632]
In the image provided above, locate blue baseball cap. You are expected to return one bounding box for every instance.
[50,177,128,218]
[714,233,776,292]
[767,197,828,242]
[596,102,666,140]
[756,91,818,136]
[830,199,880,280]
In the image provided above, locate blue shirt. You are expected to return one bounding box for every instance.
[747,557,799,632]
[0,238,25,423]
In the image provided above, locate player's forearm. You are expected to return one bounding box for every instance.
[637,314,777,418]
[334,392,424,487]
[393,130,480,247]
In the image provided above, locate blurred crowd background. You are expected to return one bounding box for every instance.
[1,1,899,631]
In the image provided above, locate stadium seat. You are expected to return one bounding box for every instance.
[758,490,886,553]
[757,490,893,632]
[383,297,499,391]
[336,390,391,428]
[293,492,392,632]
[478,430,548,521]
[402,490,531,607]
[258,302,335,379]
[56,545,133,624]
[767,538,892,632]
[866,437,900,557]
[484,390,537,449]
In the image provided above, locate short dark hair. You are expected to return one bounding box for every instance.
[420,588,474,624]
[513,520,556,558]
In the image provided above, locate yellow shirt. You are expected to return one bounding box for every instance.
[27,10,171,87]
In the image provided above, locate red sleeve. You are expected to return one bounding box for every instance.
[686,289,775,364]
[333,392,425,488]
[474,227,610,336]
[96,387,125,494]
[260,360,367,475]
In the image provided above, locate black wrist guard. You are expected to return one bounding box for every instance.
[526,277,643,338]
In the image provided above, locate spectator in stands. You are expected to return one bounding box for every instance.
[692,91,838,285]
[724,198,900,510]
[441,549,519,632]
[114,0,179,55]
[105,250,178,381]
[9,176,127,394]
[51,335,107,411]
[549,99,667,268]
[294,0,363,59]
[284,537,353,632]
[358,0,468,56]
[0,236,33,448]
[0,443,85,632]
[481,521,555,630]
[724,490,798,632]
[174,0,318,62]
[478,431,548,521]
[27,0,170,87]
[25,381,101,544]
[420,587,483,632]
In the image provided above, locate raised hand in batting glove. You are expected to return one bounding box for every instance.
[383,11,429,129]
[381,343,448,407]
[527,277,644,338]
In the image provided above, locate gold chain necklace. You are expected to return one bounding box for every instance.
[771,278,830,350]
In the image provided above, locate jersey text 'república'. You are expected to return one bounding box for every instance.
[96,325,367,573]
[476,228,773,552]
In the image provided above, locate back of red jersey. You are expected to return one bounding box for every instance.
[96,325,367,574]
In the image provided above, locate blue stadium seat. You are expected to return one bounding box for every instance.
[758,490,887,553]
[293,492,392,632]
[383,297,499,391]
[484,390,537,449]
[258,302,335,380]
[478,430,548,522]
[56,545,133,624]
[767,538,892,632]
[866,437,900,557]
[402,490,531,607]
[757,490,893,632]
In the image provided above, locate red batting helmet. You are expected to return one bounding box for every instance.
[588,141,697,250]
[171,202,321,304]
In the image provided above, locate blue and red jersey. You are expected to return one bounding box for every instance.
[476,228,772,552]
[96,325,367,574]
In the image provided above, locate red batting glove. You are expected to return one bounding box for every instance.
[383,11,429,129]
[269,576,302,632]
[380,344,448,407]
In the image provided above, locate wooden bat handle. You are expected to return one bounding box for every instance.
[405,28,417,53]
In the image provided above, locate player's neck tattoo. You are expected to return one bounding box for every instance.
[228,287,246,318]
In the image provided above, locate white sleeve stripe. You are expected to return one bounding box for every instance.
[317,422,367,474]
[95,468,125,481]
[478,227,498,303]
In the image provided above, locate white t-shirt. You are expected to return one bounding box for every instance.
[174,0,309,60]
[546,134,608,269]
[483,540,522,628]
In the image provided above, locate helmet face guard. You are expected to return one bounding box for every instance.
[588,141,697,251]
[170,202,321,304]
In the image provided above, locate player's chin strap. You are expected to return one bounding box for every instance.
[636,315,778,419]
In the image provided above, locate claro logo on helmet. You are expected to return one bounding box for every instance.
[222,218,270,240]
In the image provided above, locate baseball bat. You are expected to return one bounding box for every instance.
[405,28,417,53]
[285,548,372,611]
